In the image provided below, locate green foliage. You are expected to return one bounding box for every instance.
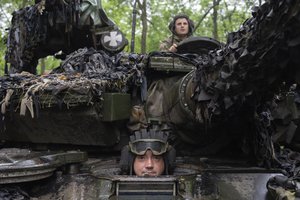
[0,0,263,74]
[103,0,260,53]
[37,57,61,75]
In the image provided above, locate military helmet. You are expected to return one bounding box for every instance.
[168,14,195,36]
[120,129,176,175]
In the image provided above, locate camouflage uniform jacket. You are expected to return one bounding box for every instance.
[159,35,191,51]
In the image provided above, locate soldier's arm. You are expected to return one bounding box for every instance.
[159,40,172,51]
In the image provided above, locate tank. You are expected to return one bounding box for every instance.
[1,0,300,199]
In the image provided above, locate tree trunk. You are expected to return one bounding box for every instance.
[40,58,45,75]
[212,0,219,40]
[139,0,147,53]
[22,0,27,7]
[195,0,221,33]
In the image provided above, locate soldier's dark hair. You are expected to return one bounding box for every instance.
[120,129,176,175]
[168,14,195,36]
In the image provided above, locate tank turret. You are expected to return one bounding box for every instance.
[1,0,300,199]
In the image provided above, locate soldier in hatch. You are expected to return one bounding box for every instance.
[159,14,195,52]
[120,129,176,176]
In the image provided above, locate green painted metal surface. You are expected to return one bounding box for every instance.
[102,93,131,121]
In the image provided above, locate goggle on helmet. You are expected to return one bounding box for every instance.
[129,138,169,156]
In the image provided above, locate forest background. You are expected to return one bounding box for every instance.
[0,0,264,75]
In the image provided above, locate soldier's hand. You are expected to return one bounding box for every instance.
[168,44,178,52]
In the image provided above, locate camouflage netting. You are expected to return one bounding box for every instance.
[0,48,144,118]
[5,0,119,74]
[2,1,300,197]
[190,0,300,194]
[0,187,29,200]
[5,1,47,74]
[193,0,300,118]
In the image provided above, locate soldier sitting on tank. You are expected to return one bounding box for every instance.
[120,129,176,176]
[159,14,195,52]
